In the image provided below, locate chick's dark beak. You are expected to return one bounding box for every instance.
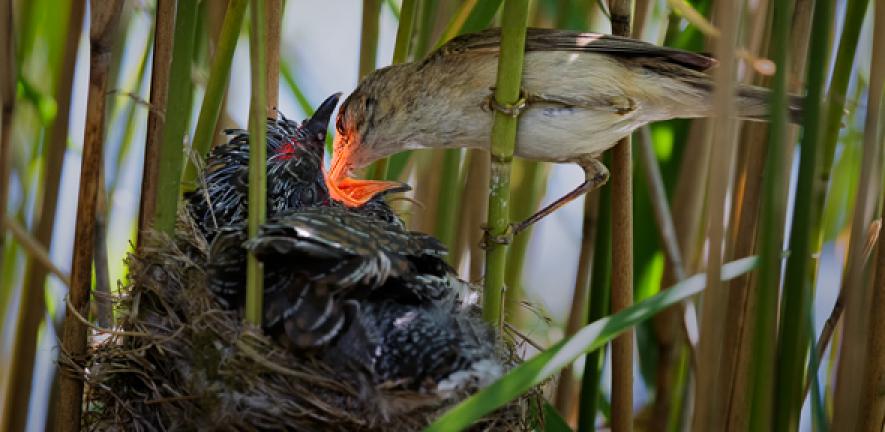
[307,92,342,140]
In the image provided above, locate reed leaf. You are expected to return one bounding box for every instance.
[430,257,759,432]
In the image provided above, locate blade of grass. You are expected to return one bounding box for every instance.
[184,0,247,192]
[482,0,528,329]
[56,2,124,429]
[245,0,267,326]
[137,0,175,245]
[429,257,760,432]
[151,0,198,234]
[832,2,885,426]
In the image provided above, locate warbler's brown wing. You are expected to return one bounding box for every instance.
[431,27,716,72]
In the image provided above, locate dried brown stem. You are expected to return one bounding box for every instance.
[607,1,633,430]
[0,0,15,259]
[137,0,174,248]
[265,0,281,112]
[57,2,125,429]
[692,1,741,430]
[832,3,885,425]
[2,216,71,286]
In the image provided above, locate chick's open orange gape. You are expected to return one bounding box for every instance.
[324,142,403,207]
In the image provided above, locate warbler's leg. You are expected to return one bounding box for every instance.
[510,158,609,237]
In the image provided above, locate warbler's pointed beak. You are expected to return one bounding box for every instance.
[324,171,410,207]
[307,92,342,138]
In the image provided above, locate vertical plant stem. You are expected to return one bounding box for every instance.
[0,0,20,431]
[748,0,796,429]
[185,0,248,190]
[265,0,281,112]
[607,1,633,430]
[245,0,267,326]
[359,0,381,79]
[554,177,594,419]
[434,149,462,254]
[152,0,198,234]
[482,0,528,328]
[578,161,612,432]
[5,0,83,429]
[504,159,548,323]
[774,0,831,429]
[692,1,741,430]
[810,0,870,255]
[369,0,417,181]
[56,2,124,429]
[0,0,15,261]
[865,211,885,426]
[137,0,174,245]
[832,2,885,427]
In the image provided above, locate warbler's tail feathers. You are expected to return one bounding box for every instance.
[736,85,804,124]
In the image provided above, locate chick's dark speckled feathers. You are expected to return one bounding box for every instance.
[188,94,501,395]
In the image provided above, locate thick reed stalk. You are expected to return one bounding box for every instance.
[151,0,198,234]
[748,0,799,429]
[137,0,174,244]
[56,2,124,429]
[773,0,832,429]
[482,0,528,328]
[185,0,248,190]
[832,2,885,427]
[608,1,633,430]
[245,0,268,326]
[692,1,741,430]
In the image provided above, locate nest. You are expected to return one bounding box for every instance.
[74,217,540,431]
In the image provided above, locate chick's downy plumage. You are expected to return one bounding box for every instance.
[190,94,501,396]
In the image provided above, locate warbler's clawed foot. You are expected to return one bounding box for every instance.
[482,87,528,117]
[479,223,516,249]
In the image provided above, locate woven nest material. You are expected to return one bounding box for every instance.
[74,216,541,431]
